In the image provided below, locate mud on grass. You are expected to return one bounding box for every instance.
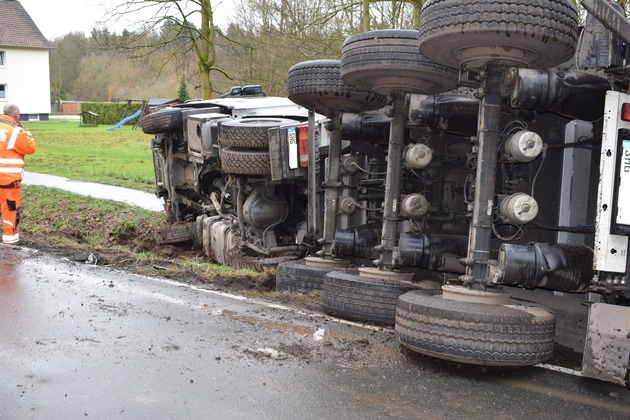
[18,186,290,297]
[19,230,279,292]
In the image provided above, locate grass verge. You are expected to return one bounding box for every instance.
[20,185,274,291]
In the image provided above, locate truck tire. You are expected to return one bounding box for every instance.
[341,29,458,95]
[288,59,387,117]
[141,108,186,134]
[395,289,556,366]
[276,259,334,292]
[418,0,579,70]
[219,148,270,175]
[219,118,296,148]
[323,270,422,326]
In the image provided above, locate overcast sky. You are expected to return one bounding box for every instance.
[18,0,236,40]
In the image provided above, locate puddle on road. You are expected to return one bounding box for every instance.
[221,309,322,339]
[492,376,630,416]
[0,257,20,292]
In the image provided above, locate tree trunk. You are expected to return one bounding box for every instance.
[363,0,370,32]
[410,0,423,28]
[198,0,215,99]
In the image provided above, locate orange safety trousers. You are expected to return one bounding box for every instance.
[0,186,21,244]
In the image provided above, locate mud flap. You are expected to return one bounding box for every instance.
[582,303,630,387]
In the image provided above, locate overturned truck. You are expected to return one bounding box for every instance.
[142,0,630,387]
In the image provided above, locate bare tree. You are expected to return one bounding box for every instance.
[56,0,557,102]
[362,0,424,31]
[72,55,112,101]
[50,32,93,104]
[108,0,222,99]
[220,0,424,96]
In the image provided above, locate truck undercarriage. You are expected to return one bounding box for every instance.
[142,0,630,387]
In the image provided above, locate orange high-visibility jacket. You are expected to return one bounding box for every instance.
[0,115,36,185]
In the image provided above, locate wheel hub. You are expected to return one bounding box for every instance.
[363,74,453,96]
[453,46,540,70]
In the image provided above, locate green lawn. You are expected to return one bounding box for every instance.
[25,121,155,192]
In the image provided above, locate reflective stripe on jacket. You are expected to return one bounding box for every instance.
[0,115,36,185]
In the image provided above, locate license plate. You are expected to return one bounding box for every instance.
[287,128,298,170]
[618,139,630,225]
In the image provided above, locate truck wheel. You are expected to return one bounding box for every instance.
[141,108,186,134]
[418,0,579,70]
[276,259,334,292]
[288,59,387,116]
[341,29,458,95]
[395,289,556,366]
[323,270,422,326]
[219,118,296,148]
[219,148,270,175]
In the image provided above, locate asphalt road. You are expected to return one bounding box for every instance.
[1,245,629,419]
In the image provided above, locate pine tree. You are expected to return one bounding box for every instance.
[178,77,191,101]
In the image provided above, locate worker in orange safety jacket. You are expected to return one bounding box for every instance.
[0,103,36,244]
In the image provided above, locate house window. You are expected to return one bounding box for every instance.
[0,51,5,66]
[0,85,6,99]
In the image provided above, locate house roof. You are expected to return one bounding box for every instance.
[0,0,52,49]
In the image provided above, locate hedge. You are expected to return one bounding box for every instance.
[80,102,144,126]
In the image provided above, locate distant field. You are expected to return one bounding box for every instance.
[24,121,155,192]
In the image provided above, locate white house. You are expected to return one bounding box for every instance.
[0,0,52,121]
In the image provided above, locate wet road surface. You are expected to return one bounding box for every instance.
[1,246,629,419]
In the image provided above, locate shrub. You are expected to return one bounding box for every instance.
[80,102,144,125]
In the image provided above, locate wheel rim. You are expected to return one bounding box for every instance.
[453,44,540,70]
[304,256,351,269]
[358,267,414,282]
[441,285,511,305]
